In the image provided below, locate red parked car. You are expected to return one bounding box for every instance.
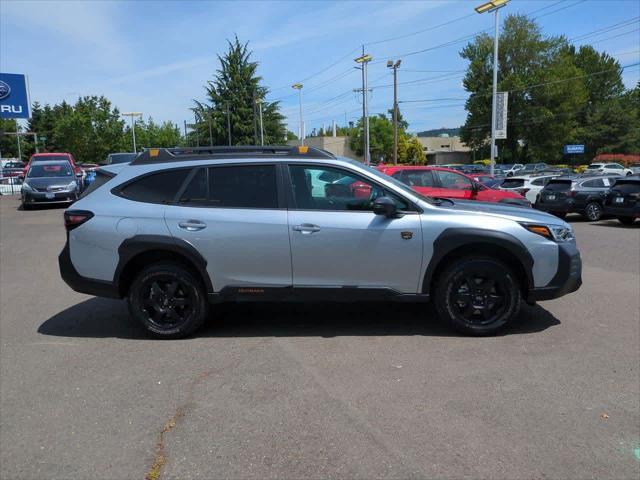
[377,165,530,206]
[23,153,81,177]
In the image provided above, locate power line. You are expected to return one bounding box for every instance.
[569,17,640,42]
[587,28,640,46]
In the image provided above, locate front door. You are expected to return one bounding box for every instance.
[286,164,423,294]
[164,164,292,291]
[432,169,474,200]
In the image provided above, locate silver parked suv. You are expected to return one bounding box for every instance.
[59,146,582,338]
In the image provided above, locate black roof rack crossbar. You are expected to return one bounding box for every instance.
[131,145,335,165]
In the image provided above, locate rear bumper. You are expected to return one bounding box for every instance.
[603,204,640,218]
[535,200,575,213]
[58,240,121,298]
[528,242,582,301]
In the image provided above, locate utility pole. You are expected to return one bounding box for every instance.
[256,98,265,146]
[207,113,213,146]
[387,59,401,164]
[183,120,188,145]
[226,104,232,146]
[355,50,372,164]
[122,112,142,153]
[194,112,200,147]
[292,83,304,146]
[15,120,21,161]
[475,0,509,176]
[252,92,258,145]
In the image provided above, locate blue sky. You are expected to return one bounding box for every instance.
[1,0,639,135]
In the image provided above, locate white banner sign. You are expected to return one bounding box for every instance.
[495,91,508,139]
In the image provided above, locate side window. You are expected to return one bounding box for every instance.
[609,164,623,169]
[402,170,435,187]
[434,170,472,190]
[179,168,208,204]
[531,178,546,186]
[582,179,605,188]
[289,165,409,211]
[208,165,277,208]
[118,169,190,204]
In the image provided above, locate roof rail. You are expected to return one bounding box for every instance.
[130,145,335,165]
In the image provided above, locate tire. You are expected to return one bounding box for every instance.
[584,202,603,221]
[434,257,522,336]
[127,262,208,339]
[551,211,567,219]
[617,216,635,225]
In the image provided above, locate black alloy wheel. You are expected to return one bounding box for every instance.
[435,257,521,335]
[584,202,603,221]
[128,263,208,338]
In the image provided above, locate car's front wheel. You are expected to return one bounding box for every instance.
[584,202,603,221]
[434,257,521,336]
[127,262,208,339]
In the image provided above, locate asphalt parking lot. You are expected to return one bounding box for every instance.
[1,196,638,480]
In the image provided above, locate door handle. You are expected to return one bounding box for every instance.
[178,220,207,231]
[293,223,321,234]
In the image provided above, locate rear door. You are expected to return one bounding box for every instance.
[392,169,440,197]
[164,163,292,290]
[286,163,423,293]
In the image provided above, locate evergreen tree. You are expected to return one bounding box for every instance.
[193,37,286,146]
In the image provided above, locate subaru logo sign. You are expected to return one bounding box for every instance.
[0,81,10,101]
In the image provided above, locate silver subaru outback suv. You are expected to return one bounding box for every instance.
[59,146,581,338]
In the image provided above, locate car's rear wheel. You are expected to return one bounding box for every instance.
[434,257,521,336]
[584,202,603,221]
[127,262,208,339]
[617,216,635,225]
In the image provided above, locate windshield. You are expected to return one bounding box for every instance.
[358,162,438,204]
[27,163,73,178]
[109,153,136,164]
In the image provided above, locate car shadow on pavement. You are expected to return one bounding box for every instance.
[38,297,561,340]
[590,219,639,228]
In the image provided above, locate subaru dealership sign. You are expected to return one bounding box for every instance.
[0,73,31,119]
[564,144,585,154]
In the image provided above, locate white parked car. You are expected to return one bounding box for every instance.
[586,163,633,176]
[498,174,561,204]
[498,164,524,177]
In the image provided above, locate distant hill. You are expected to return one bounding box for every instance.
[417,127,461,137]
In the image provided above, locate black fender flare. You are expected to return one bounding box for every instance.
[115,235,213,293]
[422,228,534,295]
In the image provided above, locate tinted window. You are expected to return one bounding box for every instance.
[109,153,137,164]
[435,170,472,190]
[531,178,547,186]
[612,182,640,194]
[179,168,207,204]
[607,164,623,169]
[209,165,277,208]
[80,170,114,198]
[501,178,525,189]
[289,165,408,211]
[119,169,190,204]
[582,179,605,188]
[545,180,572,191]
[31,155,70,163]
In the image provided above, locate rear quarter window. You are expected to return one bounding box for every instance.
[117,169,191,204]
[80,170,115,199]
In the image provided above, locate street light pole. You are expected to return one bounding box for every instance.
[475,0,509,176]
[292,83,304,146]
[122,112,142,153]
[355,52,372,165]
[226,104,232,146]
[387,59,401,165]
[256,98,265,146]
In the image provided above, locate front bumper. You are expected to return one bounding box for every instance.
[528,241,582,301]
[59,240,121,298]
[22,190,78,204]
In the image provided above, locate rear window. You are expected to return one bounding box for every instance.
[80,170,115,198]
[118,169,190,204]
[31,155,70,162]
[545,180,572,191]
[501,179,525,188]
[611,182,640,194]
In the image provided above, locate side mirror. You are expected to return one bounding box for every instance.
[372,196,398,218]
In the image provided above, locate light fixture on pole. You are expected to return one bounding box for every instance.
[387,59,401,165]
[292,83,304,146]
[122,112,142,153]
[256,98,265,146]
[355,52,372,165]
[475,0,509,176]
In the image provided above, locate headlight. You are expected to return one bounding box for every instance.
[520,223,574,242]
[21,182,33,192]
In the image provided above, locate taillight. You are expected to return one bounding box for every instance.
[64,210,93,231]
